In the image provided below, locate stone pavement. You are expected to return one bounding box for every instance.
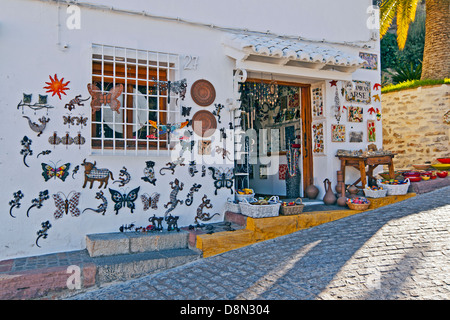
[68,185,450,301]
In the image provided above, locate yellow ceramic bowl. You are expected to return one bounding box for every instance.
[431,164,450,170]
[421,176,430,181]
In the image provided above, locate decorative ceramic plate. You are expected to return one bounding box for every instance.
[431,164,450,170]
[192,110,217,137]
[191,79,216,106]
[412,164,431,170]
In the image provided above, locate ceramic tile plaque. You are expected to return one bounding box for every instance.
[312,121,325,154]
[345,80,371,104]
[331,124,345,142]
[359,52,378,70]
[367,120,376,142]
[312,86,324,118]
[348,106,363,122]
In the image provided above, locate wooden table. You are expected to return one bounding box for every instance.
[337,154,396,189]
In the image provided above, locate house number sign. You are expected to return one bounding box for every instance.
[345,80,371,104]
[183,55,199,70]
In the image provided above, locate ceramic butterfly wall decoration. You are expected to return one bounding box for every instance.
[148,120,189,136]
[208,167,234,195]
[87,83,124,114]
[141,192,160,211]
[109,187,140,214]
[52,191,81,219]
[41,161,71,182]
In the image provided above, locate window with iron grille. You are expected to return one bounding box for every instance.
[90,44,182,155]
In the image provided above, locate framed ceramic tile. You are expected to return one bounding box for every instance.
[312,121,325,155]
[331,124,346,142]
[367,120,376,142]
[312,85,325,118]
[345,80,371,104]
[359,52,378,70]
[349,131,363,143]
[348,106,363,122]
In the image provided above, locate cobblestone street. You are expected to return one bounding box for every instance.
[69,186,450,301]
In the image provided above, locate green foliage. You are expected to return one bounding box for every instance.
[381,78,450,94]
[388,62,422,84]
[380,4,425,80]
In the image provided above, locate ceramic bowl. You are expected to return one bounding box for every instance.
[403,171,421,177]
[437,158,450,164]
[436,171,448,178]
[431,164,450,170]
[421,176,430,181]
[408,176,422,182]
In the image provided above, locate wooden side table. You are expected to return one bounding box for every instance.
[337,154,396,189]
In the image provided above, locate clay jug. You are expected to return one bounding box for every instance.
[323,179,337,205]
[305,184,319,199]
[347,185,359,198]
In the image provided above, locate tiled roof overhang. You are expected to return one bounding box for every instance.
[222,33,368,81]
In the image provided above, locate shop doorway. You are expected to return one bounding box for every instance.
[238,78,313,198]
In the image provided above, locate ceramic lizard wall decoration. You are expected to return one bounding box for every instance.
[23,116,50,137]
[160,157,185,175]
[185,183,202,206]
[195,195,219,223]
[82,190,108,215]
[113,166,131,187]
[164,178,184,217]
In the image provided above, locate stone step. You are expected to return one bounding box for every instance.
[86,230,190,257]
[93,248,201,283]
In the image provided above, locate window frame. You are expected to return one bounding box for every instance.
[90,44,181,156]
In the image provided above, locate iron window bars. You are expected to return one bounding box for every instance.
[91,44,180,156]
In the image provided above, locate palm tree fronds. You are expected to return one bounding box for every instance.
[396,0,420,50]
[380,0,398,38]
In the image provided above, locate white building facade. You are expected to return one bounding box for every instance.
[0,0,381,260]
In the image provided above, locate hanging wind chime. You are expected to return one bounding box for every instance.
[286,144,300,177]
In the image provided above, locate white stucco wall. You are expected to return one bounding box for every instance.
[0,0,380,260]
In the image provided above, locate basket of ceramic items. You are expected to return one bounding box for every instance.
[239,196,281,218]
[377,178,410,196]
[363,186,387,198]
[280,198,304,215]
[346,197,371,210]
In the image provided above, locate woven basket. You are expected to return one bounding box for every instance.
[363,188,387,198]
[280,198,304,215]
[224,200,241,213]
[377,178,410,196]
[347,201,371,210]
[239,196,280,218]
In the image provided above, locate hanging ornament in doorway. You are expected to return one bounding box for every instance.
[334,86,341,123]
[287,146,300,177]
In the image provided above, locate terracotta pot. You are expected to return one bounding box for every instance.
[305,184,319,199]
[337,196,348,207]
[323,179,337,205]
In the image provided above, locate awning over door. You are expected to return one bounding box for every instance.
[222,33,368,81]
